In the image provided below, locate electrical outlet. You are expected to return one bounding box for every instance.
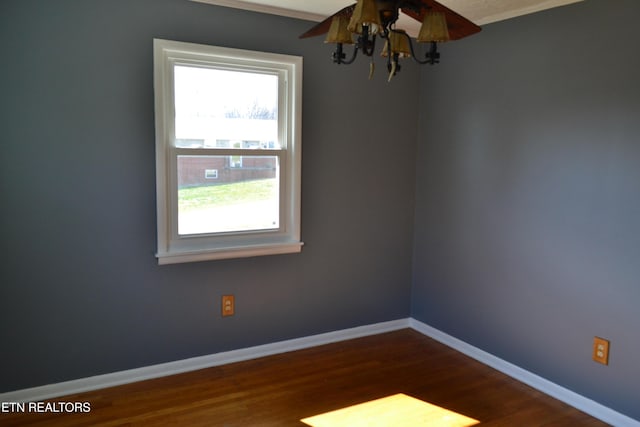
[222,295,235,317]
[593,337,610,365]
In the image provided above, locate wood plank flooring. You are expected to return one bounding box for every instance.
[1,329,610,426]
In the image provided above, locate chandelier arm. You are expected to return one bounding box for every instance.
[402,31,440,65]
[361,33,377,57]
[331,43,359,65]
[343,43,359,65]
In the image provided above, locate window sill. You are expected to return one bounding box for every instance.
[156,241,303,265]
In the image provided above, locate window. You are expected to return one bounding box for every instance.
[204,169,218,179]
[154,39,303,264]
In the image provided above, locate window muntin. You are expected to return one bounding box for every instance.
[154,39,302,264]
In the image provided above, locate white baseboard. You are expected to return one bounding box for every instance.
[1,317,637,426]
[0,318,409,403]
[409,318,639,427]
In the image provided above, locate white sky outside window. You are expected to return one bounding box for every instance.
[173,67,279,146]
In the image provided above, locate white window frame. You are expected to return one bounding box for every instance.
[153,39,303,264]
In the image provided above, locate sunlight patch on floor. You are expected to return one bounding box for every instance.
[301,393,480,427]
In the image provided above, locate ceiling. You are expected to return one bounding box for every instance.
[192,0,583,36]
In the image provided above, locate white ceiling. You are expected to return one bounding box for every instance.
[193,0,583,36]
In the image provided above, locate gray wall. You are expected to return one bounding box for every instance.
[412,0,640,420]
[3,0,638,421]
[0,0,417,391]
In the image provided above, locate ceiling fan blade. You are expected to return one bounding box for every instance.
[401,0,481,40]
[299,4,356,39]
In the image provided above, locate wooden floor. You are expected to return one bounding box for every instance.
[1,329,610,426]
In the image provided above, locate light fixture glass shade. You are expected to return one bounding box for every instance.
[347,0,382,34]
[417,11,450,43]
[325,15,354,44]
[381,30,411,58]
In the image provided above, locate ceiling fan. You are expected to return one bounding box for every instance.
[299,0,481,80]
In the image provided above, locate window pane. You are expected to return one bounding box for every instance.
[174,66,280,149]
[177,155,279,235]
